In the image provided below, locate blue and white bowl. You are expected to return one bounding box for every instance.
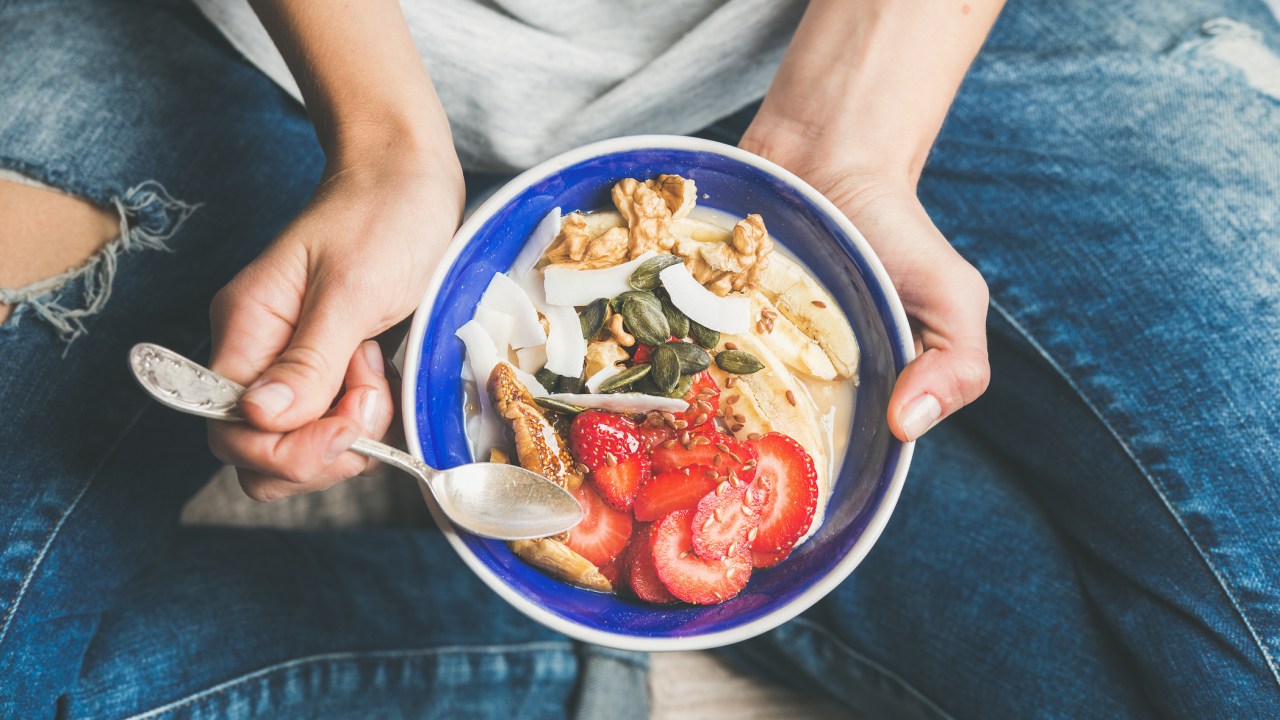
[402,135,914,651]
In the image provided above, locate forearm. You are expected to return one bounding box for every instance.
[248,0,457,171]
[743,0,1004,186]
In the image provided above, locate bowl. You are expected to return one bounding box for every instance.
[401,135,915,651]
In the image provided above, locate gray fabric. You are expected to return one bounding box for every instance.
[192,0,805,171]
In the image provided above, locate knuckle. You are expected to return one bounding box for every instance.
[953,351,992,399]
[272,345,334,389]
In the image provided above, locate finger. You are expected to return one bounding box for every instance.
[237,272,376,433]
[887,264,991,443]
[208,414,365,493]
[345,340,395,476]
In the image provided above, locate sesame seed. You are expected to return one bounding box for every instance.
[786,389,797,406]
[811,300,827,308]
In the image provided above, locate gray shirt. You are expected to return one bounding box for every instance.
[194,0,806,171]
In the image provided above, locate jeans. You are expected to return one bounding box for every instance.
[1,0,1277,717]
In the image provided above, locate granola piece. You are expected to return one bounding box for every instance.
[612,178,678,257]
[487,362,583,490]
[509,538,612,592]
[674,213,774,296]
[584,338,630,378]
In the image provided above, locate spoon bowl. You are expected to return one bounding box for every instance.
[128,343,581,541]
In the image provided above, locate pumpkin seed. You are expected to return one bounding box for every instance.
[534,397,588,415]
[620,296,671,346]
[656,289,691,338]
[651,344,681,393]
[556,372,585,394]
[609,290,661,314]
[663,373,694,399]
[628,254,682,291]
[714,349,765,374]
[665,341,711,374]
[688,319,720,349]
[579,298,609,339]
[598,363,651,393]
[534,368,559,390]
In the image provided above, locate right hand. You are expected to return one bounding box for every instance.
[740,128,991,443]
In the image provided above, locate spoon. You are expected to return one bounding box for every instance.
[127,343,582,540]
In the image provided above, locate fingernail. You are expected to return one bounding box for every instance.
[900,393,942,441]
[242,381,294,419]
[325,425,359,463]
[360,389,381,434]
[363,341,385,377]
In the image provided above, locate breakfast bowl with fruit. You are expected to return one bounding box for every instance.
[402,135,914,650]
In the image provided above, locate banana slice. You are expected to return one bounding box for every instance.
[582,210,625,238]
[711,332,830,531]
[671,216,732,244]
[745,291,837,381]
[757,253,860,380]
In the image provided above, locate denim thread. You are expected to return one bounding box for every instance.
[988,298,1280,692]
[121,642,576,720]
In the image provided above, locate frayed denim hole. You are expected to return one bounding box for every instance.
[1168,18,1280,100]
[0,179,201,347]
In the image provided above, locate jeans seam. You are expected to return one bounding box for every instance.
[988,297,1280,692]
[119,641,577,720]
[786,617,957,720]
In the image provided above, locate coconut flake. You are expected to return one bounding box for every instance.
[455,320,506,457]
[513,366,550,397]
[515,345,548,374]
[546,393,689,414]
[543,251,659,307]
[659,263,751,334]
[479,273,546,348]
[472,305,515,357]
[584,364,622,393]
[511,207,561,279]
[542,303,587,377]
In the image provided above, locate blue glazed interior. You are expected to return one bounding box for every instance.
[413,146,907,639]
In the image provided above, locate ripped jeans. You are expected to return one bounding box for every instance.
[2,0,1279,718]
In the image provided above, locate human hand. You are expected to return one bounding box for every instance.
[740,129,990,443]
[207,150,464,500]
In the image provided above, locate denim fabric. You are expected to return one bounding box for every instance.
[1,0,1278,719]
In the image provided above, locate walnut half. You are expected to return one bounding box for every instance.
[541,212,630,270]
[674,213,773,296]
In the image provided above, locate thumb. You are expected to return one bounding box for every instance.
[239,284,371,433]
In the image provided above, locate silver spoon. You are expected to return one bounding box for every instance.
[127,343,582,540]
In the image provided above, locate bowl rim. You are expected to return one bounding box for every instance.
[402,134,916,651]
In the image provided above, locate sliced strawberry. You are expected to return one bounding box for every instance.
[599,552,627,589]
[627,524,677,604]
[565,483,633,567]
[747,433,818,554]
[651,510,751,605]
[691,480,768,560]
[635,416,676,452]
[631,344,653,364]
[633,464,720,522]
[570,410,642,471]
[590,453,650,511]
[752,547,792,569]
[650,431,758,485]
[678,371,720,432]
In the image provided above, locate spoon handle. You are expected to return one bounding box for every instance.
[128,343,436,483]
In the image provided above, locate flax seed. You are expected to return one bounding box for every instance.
[724,342,738,350]
[606,452,618,467]
[714,453,723,465]
[703,468,718,480]
[747,432,762,441]
[761,308,777,319]
[725,376,737,388]
[786,389,797,406]
[662,439,678,450]
[742,459,757,470]
[727,395,739,405]
[755,320,765,333]
[696,435,711,445]
[716,480,730,496]
[680,430,691,445]
[733,413,746,423]
[728,451,743,464]
[730,423,744,433]
[694,412,708,426]
[674,419,688,430]
[715,442,731,453]
[811,300,827,308]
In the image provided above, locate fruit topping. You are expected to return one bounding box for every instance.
[651,430,757,485]
[570,410,643,469]
[679,371,720,433]
[651,510,752,605]
[691,479,768,560]
[746,433,818,554]
[565,484,633,567]
[590,454,651,512]
[658,262,750,334]
[627,524,678,604]
[751,547,792,570]
[633,464,721,522]
[478,272,546,348]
